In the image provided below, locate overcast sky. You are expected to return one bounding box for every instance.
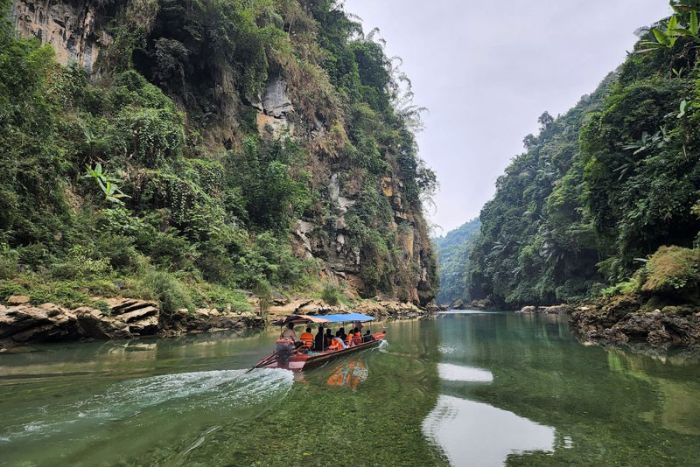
[343,0,672,233]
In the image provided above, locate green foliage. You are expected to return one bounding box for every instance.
[143,270,194,315]
[639,246,700,298]
[321,283,342,306]
[84,163,130,205]
[228,137,311,231]
[433,219,481,305]
[0,244,18,280]
[49,246,111,280]
[0,0,436,307]
[463,2,700,308]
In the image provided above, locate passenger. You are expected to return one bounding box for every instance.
[336,327,347,342]
[276,322,297,368]
[363,329,374,343]
[345,328,354,346]
[280,322,297,341]
[352,327,363,346]
[328,336,345,351]
[324,328,334,347]
[300,327,314,350]
[314,325,326,351]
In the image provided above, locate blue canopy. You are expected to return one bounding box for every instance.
[319,313,375,323]
[273,313,375,325]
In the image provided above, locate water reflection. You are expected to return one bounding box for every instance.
[423,395,555,467]
[326,359,368,390]
[425,310,700,466]
[427,315,555,465]
[437,363,493,383]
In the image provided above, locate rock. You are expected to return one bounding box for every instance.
[469,299,491,310]
[118,306,158,323]
[570,295,700,350]
[128,315,159,336]
[74,307,131,339]
[6,295,30,306]
[518,306,538,314]
[261,76,294,118]
[540,304,573,314]
[0,304,80,342]
[268,299,312,316]
[661,305,697,316]
[0,305,51,338]
[14,0,111,73]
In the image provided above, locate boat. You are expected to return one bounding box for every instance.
[252,313,386,371]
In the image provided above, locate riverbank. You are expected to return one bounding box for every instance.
[0,294,434,351]
[515,297,700,350]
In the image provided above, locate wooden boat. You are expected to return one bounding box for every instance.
[252,313,386,371]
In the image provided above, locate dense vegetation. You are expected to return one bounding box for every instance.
[0,0,436,312]
[433,219,480,305]
[464,1,700,308]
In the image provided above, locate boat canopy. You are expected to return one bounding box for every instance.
[273,313,375,326]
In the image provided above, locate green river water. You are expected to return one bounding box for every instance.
[1,311,700,466]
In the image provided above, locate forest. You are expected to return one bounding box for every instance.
[441,0,700,310]
[0,0,437,314]
[433,218,479,305]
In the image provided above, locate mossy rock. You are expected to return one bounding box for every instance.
[641,246,700,303]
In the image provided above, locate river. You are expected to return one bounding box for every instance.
[1,311,699,466]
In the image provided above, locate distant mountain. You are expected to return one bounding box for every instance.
[433,219,481,305]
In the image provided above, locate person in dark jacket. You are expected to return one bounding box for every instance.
[314,325,326,351]
[335,327,347,342]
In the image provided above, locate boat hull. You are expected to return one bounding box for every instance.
[255,332,385,371]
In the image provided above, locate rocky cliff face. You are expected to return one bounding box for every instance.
[12,0,112,72]
[8,0,436,305]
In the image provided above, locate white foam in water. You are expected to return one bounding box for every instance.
[438,363,494,383]
[2,369,293,442]
[422,395,555,467]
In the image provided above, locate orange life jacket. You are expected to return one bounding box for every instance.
[346,332,354,345]
[300,332,314,349]
[353,333,363,345]
[329,338,342,351]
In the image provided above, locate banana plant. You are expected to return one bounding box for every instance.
[639,4,700,52]
[84,163,130,205]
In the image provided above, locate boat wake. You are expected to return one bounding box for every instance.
[1,368,293,443]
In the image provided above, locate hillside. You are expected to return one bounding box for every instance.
[433,218,480,305]
[0,0,437,318]
[461,4,700,313]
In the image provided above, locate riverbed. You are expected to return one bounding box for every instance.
[1,311,699,466]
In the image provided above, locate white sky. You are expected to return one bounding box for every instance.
[343,0,672,232]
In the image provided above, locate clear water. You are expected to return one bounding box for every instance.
[1,312,699,466]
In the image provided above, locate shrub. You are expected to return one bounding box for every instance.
[49,246,111,280]
[601,277,640,297]
[640,246,700,300]
[144,270,194,314]
[321,284,342,306]
[95,234,142,272]
[0,245,18,279]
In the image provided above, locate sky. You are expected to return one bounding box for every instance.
[343,0,672,234]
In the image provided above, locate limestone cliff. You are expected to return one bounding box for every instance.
[7,0,437,305]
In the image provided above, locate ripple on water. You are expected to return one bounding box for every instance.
[2,369,294,442]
